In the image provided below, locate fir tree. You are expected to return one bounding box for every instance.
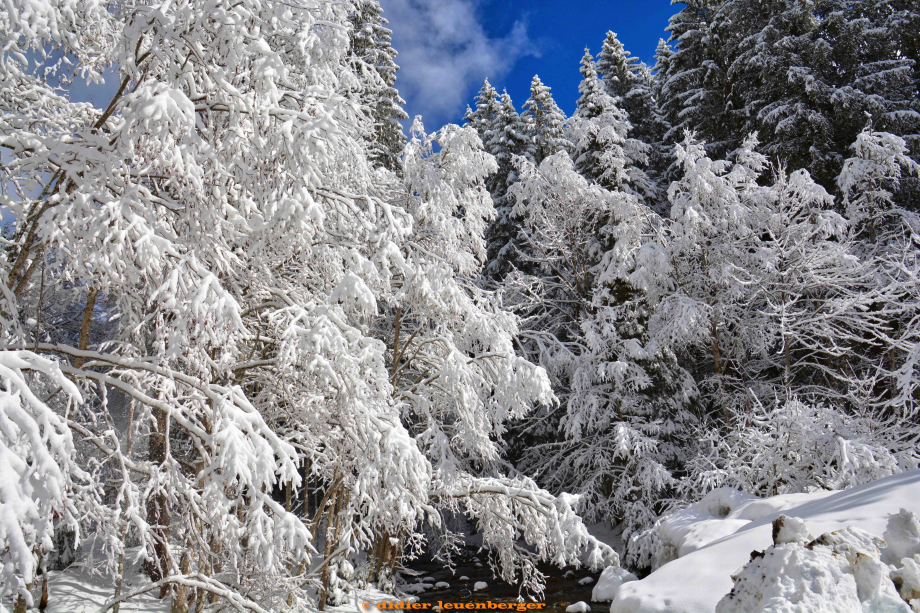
[597,31,641,100]
[659,0,732,159]
[596,32,670,198]
[465,78,502,141]
[484,91,533,280]
[521,75,570,165]
[348,0,409,172]
[571,49,653,200]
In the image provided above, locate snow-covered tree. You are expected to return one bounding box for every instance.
[685,398,916,498]
[596,33,670,201]
[0,1,617,610]
[656,133,764,417]
[570,49,653,200]
[521,75,570,165]
[506,144,698,557]
[659,0,732,159]
[838,129,920,244]
[464,79,502,142]
[348,0,410,172]
[597,31,640,100]
[483,91,533,280]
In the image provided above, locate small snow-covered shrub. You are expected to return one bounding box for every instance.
[685,399,912,500]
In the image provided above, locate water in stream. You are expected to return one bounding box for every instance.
[398,545,601,613]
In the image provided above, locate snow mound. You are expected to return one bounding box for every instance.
[459,576,470,581]
[884,508,920,565]
[578,576,594,585]
[772,514,810,544]
[612,470,920,613]
[473,581,488,591]
[716,516,908,612]
[566,602,590,613]
[435,581,450,589]
[591,566,637,602]
[652,487,833,569]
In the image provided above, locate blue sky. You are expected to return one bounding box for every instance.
[380,0,679,130]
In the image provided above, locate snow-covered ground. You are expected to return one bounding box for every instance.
[1,568,169,613]
[612,470,920,613]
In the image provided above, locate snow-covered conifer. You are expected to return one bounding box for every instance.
[597,32,640,100]
[659,0,732,158]
[570,50,653,200]
[484,91,533,279]
[838,129,920,244]
[521,75,570,165]
[348,0,410,172]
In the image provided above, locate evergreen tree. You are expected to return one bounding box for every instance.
[465,78,502,141]
[348,0,409,172]
[659,0,732,159]
[652,38,676,105]
[597,31,640,99]
[484,91,533,280]
[575,48,610,121]
[596,33,670,202]
[571,49,653,201]
[521,75,570,165]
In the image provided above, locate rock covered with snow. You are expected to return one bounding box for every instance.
[647,487,830,570]
[578,576,594,585]
[890,557,920,605]
[592,566,637,602]
[772,514,811,544]
[473,581,488,591]
[717,516,909,612]
[565,602,590,613]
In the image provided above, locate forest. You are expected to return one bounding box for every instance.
[0,0,919,612]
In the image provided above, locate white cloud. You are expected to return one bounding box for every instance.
[380,0,539,128]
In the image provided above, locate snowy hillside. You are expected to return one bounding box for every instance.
[611,470,920,613]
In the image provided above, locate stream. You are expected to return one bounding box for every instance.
[397,545,603,613]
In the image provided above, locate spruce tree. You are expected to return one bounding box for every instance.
[348,0,409,172]
[521,75,570,165]
[597,31,640,99]
[571,49,653,200]
[465,78,502,141]
[484,91,533,280]
[596,33,671,206]
[659,0,732,158]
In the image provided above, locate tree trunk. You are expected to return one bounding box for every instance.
[73,286,98,369]
[170,549,192,613]
[318,487,340,611]
[144,406,172,597]
[39,572,49,611]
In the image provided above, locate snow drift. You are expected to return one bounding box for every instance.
[611,470,920,613]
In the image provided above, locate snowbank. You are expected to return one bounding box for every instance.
[612,470,920,613]
[592,567,637,602]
